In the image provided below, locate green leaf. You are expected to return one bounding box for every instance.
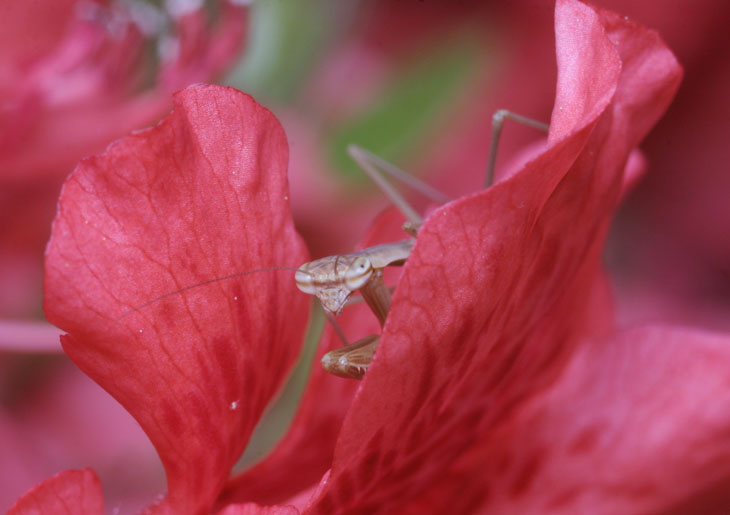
[230,0,351,101]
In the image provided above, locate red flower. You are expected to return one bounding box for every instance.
[13,1,730,513]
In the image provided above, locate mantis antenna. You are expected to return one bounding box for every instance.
[347,144,451,225]
[345,109,549,228]
[114,266,306,323]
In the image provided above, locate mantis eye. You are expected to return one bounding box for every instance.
[295,268,316,294]
[345,257,372,290]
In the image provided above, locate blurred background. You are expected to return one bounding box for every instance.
[1,0,728,511]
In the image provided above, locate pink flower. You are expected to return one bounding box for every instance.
[12,1,730,513]
[0,0,248,182]
[0,0,248,320]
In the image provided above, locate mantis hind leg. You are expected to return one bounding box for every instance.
[347,109,549,225]
[347,144,450,227]
[485,110,549,187]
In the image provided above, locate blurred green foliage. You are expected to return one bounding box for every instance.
[327,39,480,184]
[230,1,486,189]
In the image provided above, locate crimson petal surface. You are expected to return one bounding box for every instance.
[44,85,310,513]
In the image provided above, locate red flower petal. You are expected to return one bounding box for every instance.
[395,326,730,513]
[306,0,681,511]
[8,468,103,515]
[425,326,730,513]
[44,84,310,512]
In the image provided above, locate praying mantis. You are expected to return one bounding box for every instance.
[295,110,549,379]
[116,110,548,380]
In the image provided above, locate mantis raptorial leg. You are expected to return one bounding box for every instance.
[294,242,409,379]
[304,110,549,379]
[320,334,379,380]
[293,240,414,379]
